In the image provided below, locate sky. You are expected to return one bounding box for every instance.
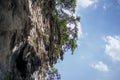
[55,0,120,80]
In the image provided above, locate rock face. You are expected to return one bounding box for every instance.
[0,0,54,80]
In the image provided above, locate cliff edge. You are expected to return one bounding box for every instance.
[0,0,78,80]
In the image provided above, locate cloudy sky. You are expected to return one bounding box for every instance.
[55,0,120,80]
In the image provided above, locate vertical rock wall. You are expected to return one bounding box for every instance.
[0,0,51,80]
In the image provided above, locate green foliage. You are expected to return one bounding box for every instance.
[42,0,79,64]
[52,10,57,20]
[54,47,61,58]
[51,0,79,58]
[44,0,79,79]
[59,20,69,45]
[70,39,77,54]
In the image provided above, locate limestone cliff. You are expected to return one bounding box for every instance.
[0,0,78,80]
[0,0,55,79]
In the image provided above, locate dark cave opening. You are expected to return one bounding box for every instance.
[16,50,27,79]
[15,44,42,79]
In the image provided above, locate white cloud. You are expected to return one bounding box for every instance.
[77,0,98,8]
[92,61,109,72]
[104,36,120,62]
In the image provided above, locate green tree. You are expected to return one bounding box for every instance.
[55,0,80,53]
[46,0,79,79]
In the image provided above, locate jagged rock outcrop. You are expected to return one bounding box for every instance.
[0,0,55,80]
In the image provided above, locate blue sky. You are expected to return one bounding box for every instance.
[55,0,120,80]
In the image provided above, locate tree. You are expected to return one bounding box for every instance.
[54,0,80,54]
[47,0,79,79]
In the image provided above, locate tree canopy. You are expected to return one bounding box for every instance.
[39,0,80,79]
[52,0,80,58]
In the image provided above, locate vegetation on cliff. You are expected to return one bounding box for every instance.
[0,0,79,79]
[48,0,80,63]
[43,0,80,79]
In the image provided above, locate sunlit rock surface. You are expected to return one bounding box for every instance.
[0,0,53,80]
